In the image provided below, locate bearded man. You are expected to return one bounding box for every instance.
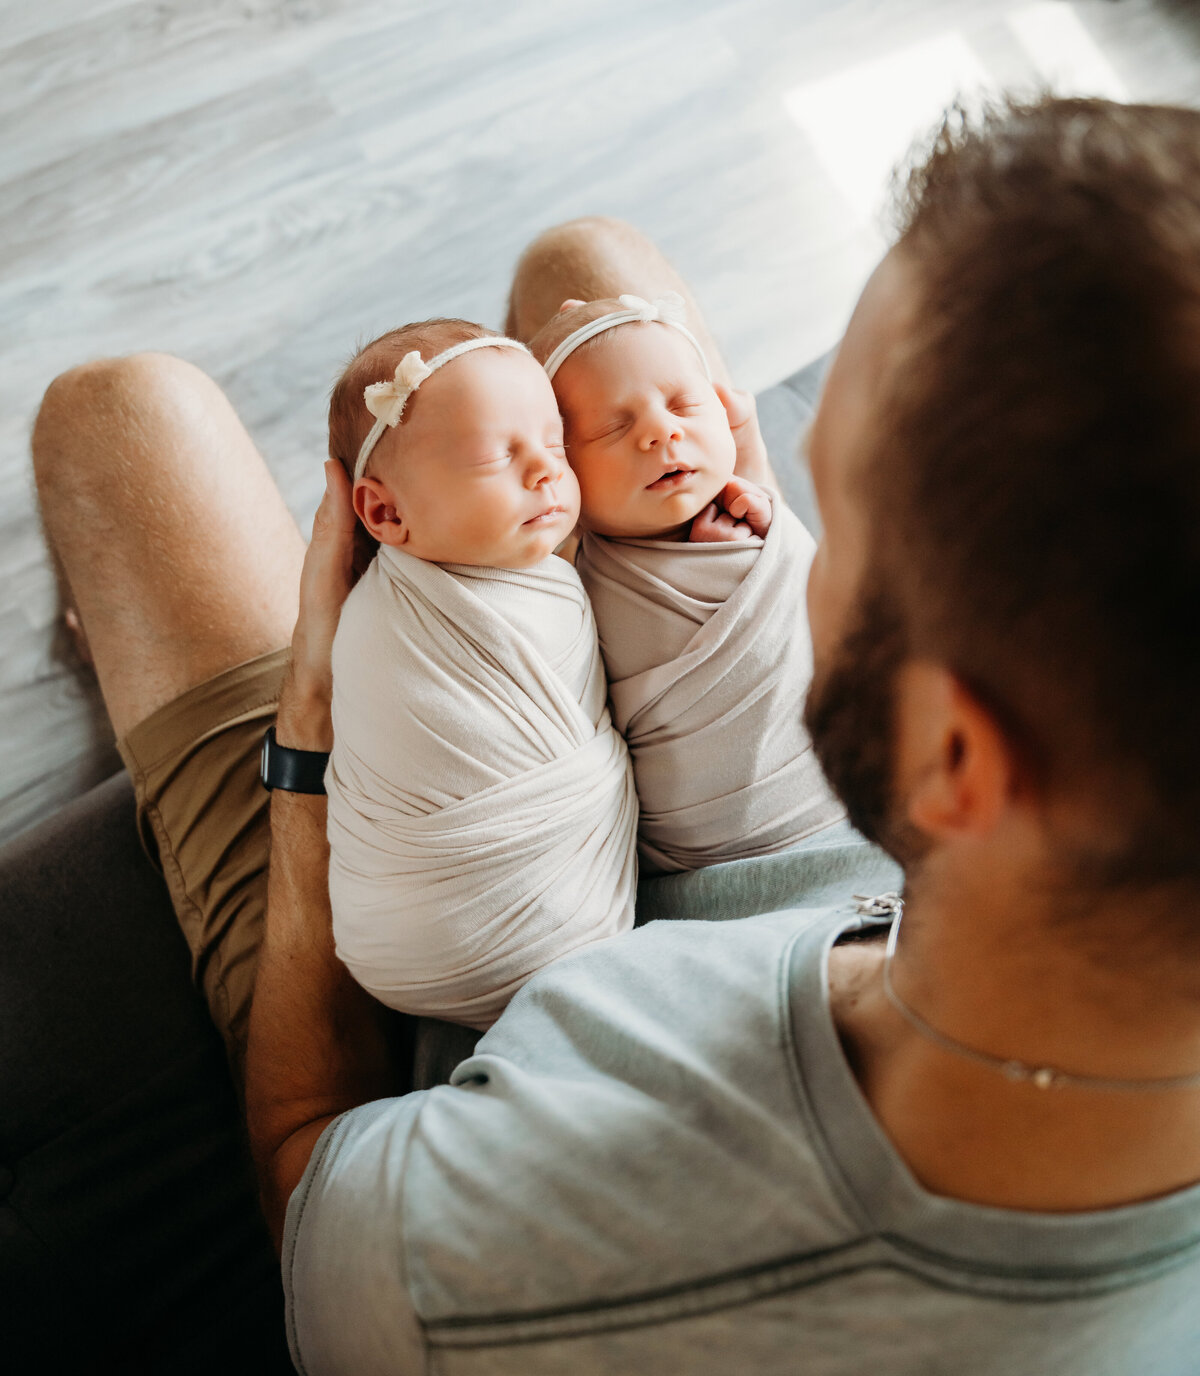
[34,97,1200,1374]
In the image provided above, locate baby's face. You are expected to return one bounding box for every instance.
[552,324,735,538]
[364,348,579,568]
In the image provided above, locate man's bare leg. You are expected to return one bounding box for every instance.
[506,216,733,389]
[32,352,305,739]
[33,353,307,1072]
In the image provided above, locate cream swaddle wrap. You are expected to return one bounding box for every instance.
[577,500,843,874]
[326,544,638,1029]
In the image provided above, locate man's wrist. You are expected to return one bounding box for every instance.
[276,666,334,753]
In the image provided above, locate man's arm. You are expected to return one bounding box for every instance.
[244,462,393,1252]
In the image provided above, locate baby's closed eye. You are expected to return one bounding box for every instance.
[585,417,632,443]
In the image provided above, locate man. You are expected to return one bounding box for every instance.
[34,98,1200,1373]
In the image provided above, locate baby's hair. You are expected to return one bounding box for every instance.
[328,318,497,481]
[527,298,629,374]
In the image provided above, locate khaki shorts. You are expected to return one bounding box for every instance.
[116,648,289,1084]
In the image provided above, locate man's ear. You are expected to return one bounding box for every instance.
[896,661,1015,841]
[353,476,410,547]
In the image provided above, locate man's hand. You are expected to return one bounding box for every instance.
[276,460,360,753]
[690,478,773,543]
[715,384,778,494]
[245,460,394,1253]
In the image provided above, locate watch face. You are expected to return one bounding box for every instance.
[260,728,273,789]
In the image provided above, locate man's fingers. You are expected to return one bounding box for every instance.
[714,382,754,432]
[300,464,359,622]
[312,461,357,541]
[311,465,357,571]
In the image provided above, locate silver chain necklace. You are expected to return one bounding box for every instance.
[854,893,1200,1093]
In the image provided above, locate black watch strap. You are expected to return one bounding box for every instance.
[260,725,329,794]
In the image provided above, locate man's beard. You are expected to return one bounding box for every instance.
[803,587,927,867]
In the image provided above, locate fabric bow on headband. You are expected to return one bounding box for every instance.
[353,335,529,481]
[615,291,688,325]
[362,351,432,430]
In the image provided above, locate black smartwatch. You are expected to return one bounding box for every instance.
[259,726,329,794]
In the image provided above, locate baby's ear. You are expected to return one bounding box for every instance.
[353,476,409,546]
[557,298,586,313]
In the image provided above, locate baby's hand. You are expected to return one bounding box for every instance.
[689,478,773,543]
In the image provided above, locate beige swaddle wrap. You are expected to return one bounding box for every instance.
[577,501,843,874]
[326,545,638,1029]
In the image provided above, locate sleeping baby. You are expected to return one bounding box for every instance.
[324,319,638,1029]
[530,292,843,873]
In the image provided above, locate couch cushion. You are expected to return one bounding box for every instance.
[0,772,291,1373]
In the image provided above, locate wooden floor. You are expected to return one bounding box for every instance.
[4,0,1200,842]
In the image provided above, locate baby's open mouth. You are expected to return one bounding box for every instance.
[646,465,695,491]
[524,505,567,526]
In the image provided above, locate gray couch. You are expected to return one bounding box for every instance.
[0,355,830,1373]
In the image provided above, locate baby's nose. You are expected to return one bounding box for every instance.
[640,417,682,450]
[528,449,560,484]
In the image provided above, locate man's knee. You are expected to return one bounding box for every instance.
[508,217,650,337]
[526,214,638,251]
[33,352,214,495]
[515,216,640,280]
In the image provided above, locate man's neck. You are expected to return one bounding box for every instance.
[829,870,1200,1212]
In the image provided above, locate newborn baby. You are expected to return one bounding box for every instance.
[531,293,843,873]
[325,319,637,1028]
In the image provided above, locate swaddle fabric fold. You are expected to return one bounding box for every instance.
[327,547,638,1029]
[578,503,843,874]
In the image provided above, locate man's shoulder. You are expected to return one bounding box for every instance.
[285,907,855,1364]
[478,905,830,1073]
[287,898,1200,1375]
[395,908,854,1319]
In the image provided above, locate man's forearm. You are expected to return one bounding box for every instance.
[244,709,393,1250]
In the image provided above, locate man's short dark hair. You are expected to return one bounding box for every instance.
[874,97,1200,885]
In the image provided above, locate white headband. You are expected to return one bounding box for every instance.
[541,291,712,382]
[354,335,530,480]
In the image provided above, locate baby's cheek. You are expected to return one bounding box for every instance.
[563,453,593,511]
[568,455,630,533]
[708,415,738,476]
[560,463,583,523]
[723,420,738,467]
